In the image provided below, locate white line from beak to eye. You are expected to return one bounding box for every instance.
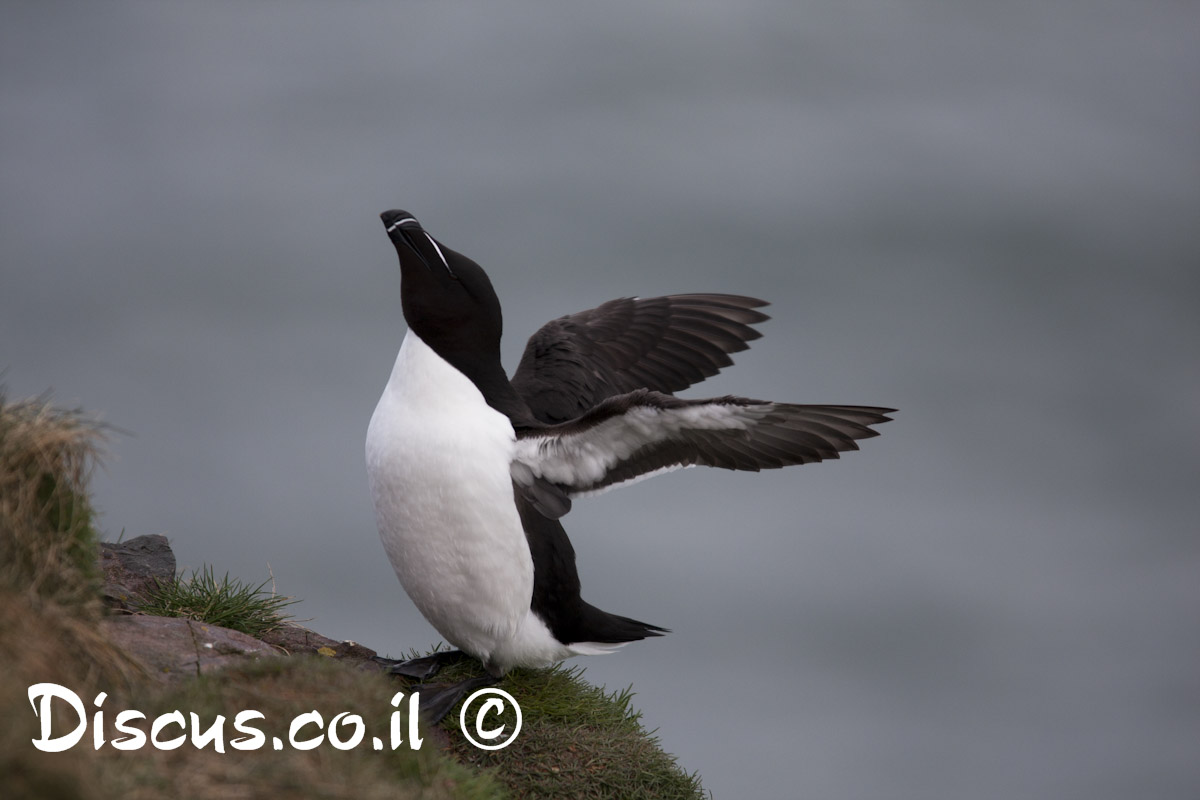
[425,232,452,273]
[385,217,418,233]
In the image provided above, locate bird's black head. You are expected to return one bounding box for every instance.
[380,210,504,363]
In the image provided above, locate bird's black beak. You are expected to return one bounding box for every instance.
[380,209,455,278]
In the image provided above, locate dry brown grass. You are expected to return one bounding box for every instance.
[0,392,142,800]
[1,393,106,611]
[0,392,143,687]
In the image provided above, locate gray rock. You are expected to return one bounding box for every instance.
[100,534,176,611]
[96,536,387,678]
[101,615,280,683]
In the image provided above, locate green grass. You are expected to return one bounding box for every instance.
[139,565,298,638]
[400,658,706,800]
[92,656,507,800]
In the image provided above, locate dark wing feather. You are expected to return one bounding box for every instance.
[512,389,894,503]
[511,294,769,424]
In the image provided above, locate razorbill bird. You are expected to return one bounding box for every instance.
[366,210,893,709]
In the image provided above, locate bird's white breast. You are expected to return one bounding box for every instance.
[365,331,533,665]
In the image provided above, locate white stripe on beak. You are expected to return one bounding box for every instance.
[385,216,418,233]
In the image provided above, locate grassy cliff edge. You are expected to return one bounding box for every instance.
[0,393,705,800]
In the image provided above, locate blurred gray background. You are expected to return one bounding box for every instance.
[3,2,1198,797]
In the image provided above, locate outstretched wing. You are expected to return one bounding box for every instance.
[511,389,894,513]
[511,294,769,424]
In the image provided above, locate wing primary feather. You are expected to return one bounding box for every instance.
[512,393,894,503]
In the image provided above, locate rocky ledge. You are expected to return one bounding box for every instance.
[99,534,384,682]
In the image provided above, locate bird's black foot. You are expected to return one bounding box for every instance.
[413,675,497,725]
[376,649,469,681]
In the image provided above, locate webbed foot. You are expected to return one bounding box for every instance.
[414,675,497,724]
[376,649,469,680]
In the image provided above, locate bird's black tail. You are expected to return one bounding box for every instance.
[571,601,669,644]
[517,491,668,646]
